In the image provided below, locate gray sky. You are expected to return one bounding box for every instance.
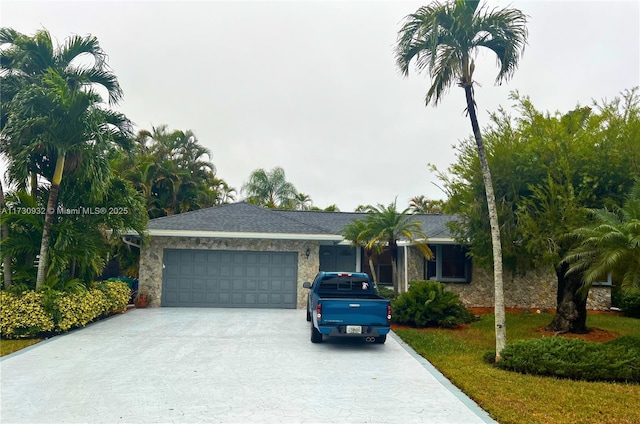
[2,0,639,212]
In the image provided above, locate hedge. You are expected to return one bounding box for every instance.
[488,336,640,383]
[0,281,131,339]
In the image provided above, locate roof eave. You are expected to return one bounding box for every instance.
[147,229,344,241]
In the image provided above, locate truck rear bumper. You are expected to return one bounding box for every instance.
[318,325,390,337]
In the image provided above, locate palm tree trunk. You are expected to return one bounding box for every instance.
[390,243,401,296]
[545,262,588,333]
[368,258,378,286]
[464,85,507,360]
[30,171,38,199]
[391,257,399,296]
[0,181,13,288]
[35,153,65,290]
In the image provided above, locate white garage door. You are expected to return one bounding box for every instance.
[162,249,298,308]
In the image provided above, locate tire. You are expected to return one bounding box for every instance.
[374,335,386,344]
[310,324,323,343]
[306,301,311,322]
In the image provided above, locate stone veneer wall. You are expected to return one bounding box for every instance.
[139,236,320,308]
[587,286,611,311]
[400,246,611,310]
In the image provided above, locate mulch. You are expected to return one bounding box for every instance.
[391,307,621,343]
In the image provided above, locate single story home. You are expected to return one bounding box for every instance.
[131,202,610,310]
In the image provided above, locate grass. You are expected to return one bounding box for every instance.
[0,338,43,356]
[393,312,640,424]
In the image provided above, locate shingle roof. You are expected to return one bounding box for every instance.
[147,202,456,240]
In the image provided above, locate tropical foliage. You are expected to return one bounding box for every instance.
[564,180,640,289]
[0,27,147,289]
[341,199,432,296]
[395,0,528,358]
[409,195,445,214]
[436,89,640,333]
[293,192,313,211]
[392,280,476,328]
[113,125,235,218]
[242,167,298,209]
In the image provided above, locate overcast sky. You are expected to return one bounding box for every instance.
[2,0,639,212]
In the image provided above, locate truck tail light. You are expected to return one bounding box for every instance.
[316,303,322,321]
[387,305,392,322]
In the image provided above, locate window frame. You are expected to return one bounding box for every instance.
[424,244,472,283]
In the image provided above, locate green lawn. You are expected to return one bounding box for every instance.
[394,312,640,424]
[0,338,42,356]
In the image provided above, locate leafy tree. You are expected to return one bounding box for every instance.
[438,89,640,333]
[341,199,432,296]
[395,0,528,358]
[242,167,297,209]
[564,180,640,289]
[1,28,133,289]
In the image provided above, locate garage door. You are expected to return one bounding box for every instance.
[162,249,298,308]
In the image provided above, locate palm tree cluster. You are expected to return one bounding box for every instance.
[409,195,445,214]
[113,125,235,218]
[1,28,147,289]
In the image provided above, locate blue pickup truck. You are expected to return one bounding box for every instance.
[303,272,391,344]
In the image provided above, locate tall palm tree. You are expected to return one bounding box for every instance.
[395,0,527,358]
[242,167,297,209]
[1,28,130,289]
[564,180,640,289]
[342,199,433,296]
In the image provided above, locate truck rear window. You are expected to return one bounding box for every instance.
[318,276,371,291]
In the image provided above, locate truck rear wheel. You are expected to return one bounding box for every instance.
[374,335,386,344]
[310,324,323,343]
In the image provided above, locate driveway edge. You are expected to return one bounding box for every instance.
[389,330,497,424]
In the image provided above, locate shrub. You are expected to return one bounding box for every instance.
[376,286,396,300]
[392,280,476,328]
[0,281,131,339]
[93,281,131,313]
[54,290,110,331]
[490,336,640,383]
[618,287,640,318]
[0,291,55,338]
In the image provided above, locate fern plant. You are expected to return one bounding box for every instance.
[392,280,476,328]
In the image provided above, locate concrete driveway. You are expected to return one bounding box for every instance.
[1,308,495,423]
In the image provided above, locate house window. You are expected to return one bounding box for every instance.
[425,244,471,283]
[377,264,393,285]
